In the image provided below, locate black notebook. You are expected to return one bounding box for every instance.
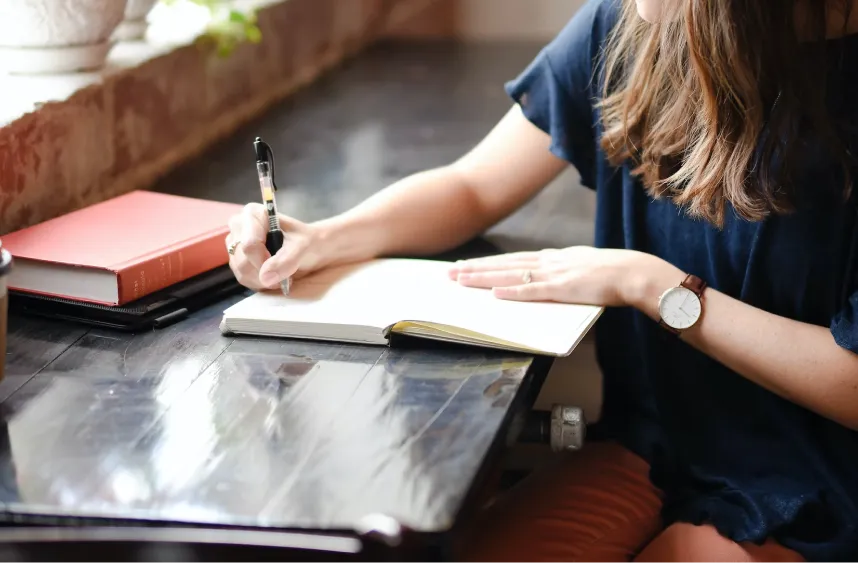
[9,265,245,331]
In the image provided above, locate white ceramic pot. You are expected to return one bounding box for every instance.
[0,0,129,74]
[114,0,160,42]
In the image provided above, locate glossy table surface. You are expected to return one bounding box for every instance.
[0,39,592,551]
[0,309,541,535]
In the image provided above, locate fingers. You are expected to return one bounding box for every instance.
[455,266,563,302]
[227,203,271,289]
[238,204,269,270]
[459,251,544,265]
[230,253,265,290]
[448,250,556,280]
[493,281,562,301]
[278,214,303,232]
[447,247,602,303]
[259,235,305,289]
[449,259,538,280]
[456,268,543,288]
[228,238,267,290]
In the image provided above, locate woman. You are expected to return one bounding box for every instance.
[226,0,858,559]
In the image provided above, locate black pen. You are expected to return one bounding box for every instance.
[253,136,290,295]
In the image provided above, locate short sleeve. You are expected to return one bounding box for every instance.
[830,208,858,354]
[830,291,858,353]
[503,0,619,189]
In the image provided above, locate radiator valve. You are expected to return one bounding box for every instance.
[550,405,586,452]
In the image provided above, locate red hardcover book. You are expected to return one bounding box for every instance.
[2,191,242,306]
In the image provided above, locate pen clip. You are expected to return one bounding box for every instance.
[254,136,278,192]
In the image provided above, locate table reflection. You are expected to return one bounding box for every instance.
[0,341,532,533]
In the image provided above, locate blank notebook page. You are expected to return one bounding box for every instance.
[386,261,599,354]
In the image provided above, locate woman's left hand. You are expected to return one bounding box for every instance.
[448,246,670,308]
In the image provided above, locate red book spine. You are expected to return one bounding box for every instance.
[114,230,229,305]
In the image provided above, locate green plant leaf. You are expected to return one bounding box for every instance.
[158,0,263,56]
[228,9,248,23]
[246,24,262,43]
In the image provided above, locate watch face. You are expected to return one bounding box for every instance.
[658,286,701,330]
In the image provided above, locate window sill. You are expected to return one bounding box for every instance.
[0,3,203,126]
[0,0,433,235]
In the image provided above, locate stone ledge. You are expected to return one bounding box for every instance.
[0,0,439,235]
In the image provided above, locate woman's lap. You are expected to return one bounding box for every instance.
[461,442,804,562]
[635,523,805,562]
[461,442,663,561]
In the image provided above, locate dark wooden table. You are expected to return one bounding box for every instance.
[0,39,593,560]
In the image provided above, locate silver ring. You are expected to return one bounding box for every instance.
[227,240,240,256]
[522,270,532,284]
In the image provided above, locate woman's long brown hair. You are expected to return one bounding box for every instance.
[598,0,854,226]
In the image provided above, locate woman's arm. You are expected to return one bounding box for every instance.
[452,248,858,431]
[310,105,569,268]
[631,259,858,432]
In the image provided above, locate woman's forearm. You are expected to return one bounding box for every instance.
[309,106,568,270]
[631,259,858,431]
[311,165,492,267]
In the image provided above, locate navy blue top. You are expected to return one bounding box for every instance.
[504,0,858,560]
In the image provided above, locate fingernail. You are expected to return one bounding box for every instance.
[260,271,279,286]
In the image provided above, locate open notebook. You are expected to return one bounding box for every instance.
[220,259,603,356]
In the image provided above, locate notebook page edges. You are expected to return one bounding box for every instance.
[391,321,541,354]
[392,305,601,356]
[421,302,603,356]
[389,264,604,356]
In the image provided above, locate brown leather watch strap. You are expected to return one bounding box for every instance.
[680,274,707,297]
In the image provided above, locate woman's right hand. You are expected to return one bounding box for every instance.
[226,203,322,290]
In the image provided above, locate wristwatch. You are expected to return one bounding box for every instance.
[657,273,707,334]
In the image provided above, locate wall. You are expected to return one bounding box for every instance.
[386,0,458,37]
[458,0,584,40]
[387,0,586,41]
